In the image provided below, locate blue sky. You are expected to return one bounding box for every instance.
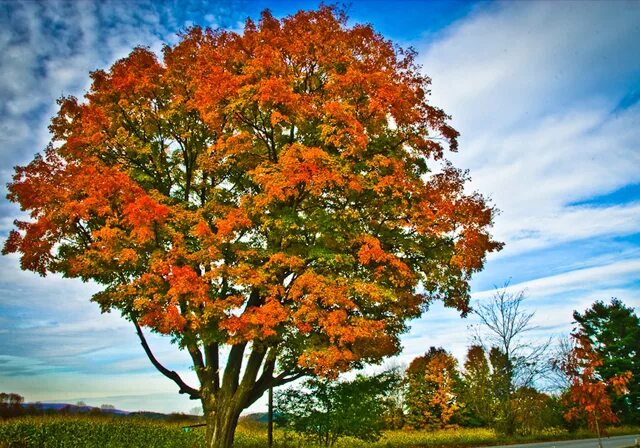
[0,0,638,414]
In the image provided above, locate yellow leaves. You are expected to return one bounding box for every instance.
[270,110,289,126]
[167,265,207,302]
[207,132,255,165]
[357,235,414,288]
[357,235,387,265]
[286,270,395,373]
[611,371,632,395]
[406,349,460,428]
[319,101,368,153]
[298,346,356,379]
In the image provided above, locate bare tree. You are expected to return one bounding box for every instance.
[473,286,550,389]
[549,335,574,392]
[471,285,551,435]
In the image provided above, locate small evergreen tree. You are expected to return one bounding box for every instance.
[573,299,640,423]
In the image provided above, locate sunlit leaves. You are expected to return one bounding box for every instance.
[3,6,501,377]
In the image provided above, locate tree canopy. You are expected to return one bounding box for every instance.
[558,331,632,444]
[573,299,640,423]
[3,6,501,447]
[405,347,462,429]
[275,370,402,447]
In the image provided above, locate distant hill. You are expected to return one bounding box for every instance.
[23,402,129,415]
[21,403,203,423]
[242,412,268,423]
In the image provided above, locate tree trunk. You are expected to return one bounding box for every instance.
[205,401,243,448]
[268,387,273,448]
[594,414,603,448]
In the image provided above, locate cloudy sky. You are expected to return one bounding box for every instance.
[0,0,638,414]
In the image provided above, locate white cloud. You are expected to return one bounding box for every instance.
[473,259,640,301]
[418,0,640,256]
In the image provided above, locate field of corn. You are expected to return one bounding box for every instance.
[0,415,638,448]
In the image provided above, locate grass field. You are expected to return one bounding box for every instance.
[0,415,638,448]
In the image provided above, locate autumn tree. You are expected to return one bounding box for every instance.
[573,299,640,423]
[558,332,632,447]
[511,387,563,436]
[405,347,462,429]
[460,345,493,426]
[2,7,500,448]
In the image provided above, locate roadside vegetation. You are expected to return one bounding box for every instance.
[0,415,638,448]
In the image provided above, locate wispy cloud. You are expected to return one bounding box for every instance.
[418,0,640,255]
[473,259,640,300]
[406,0,640,371]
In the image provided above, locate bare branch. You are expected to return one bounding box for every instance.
[131,319,200,400]
[245,368,312,408]
[473,284,548,388]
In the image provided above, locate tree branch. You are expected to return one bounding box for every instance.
[205,342,220,392]
[245,368,312,408]
[221,342,247,398]
[131,319,201,400]
[238,343,268,397]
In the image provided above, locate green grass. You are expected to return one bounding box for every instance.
[330,426,640,448]
[0,415,204,448]
[0,415,638,448]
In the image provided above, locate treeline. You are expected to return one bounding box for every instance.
[0,398,125,419]
[275,297,639,447]
[0,396,200,423]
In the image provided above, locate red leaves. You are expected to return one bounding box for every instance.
[560,332,633,432]
[251,143,345,206]
[357,235,414,288]
[96,47,163,99]
[214,208,252,239]
[222,298,288,342]
[140,305,187,334]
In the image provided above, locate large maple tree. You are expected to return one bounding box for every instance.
[3,7,501,447]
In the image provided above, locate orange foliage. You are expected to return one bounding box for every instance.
[406,348,461,429]
[560,332,632,433]
[3,6,501,380]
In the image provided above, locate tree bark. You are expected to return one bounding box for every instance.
[205,398,243,448]
[268,387,274,448]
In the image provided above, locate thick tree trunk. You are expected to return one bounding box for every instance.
[205,402,242,448]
